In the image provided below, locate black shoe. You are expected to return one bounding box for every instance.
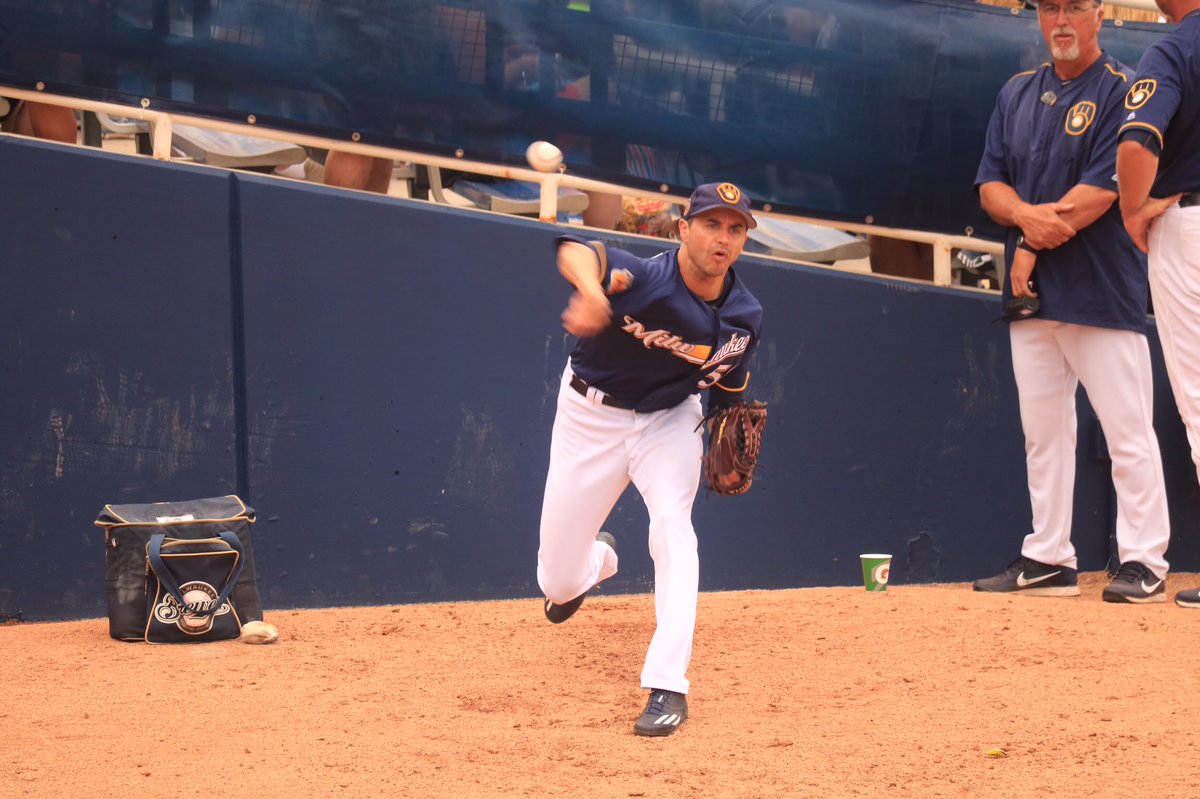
[1175,587,1200,608]
[634,689,688,737]
[972,556,1080,596]
[1102,561,1166,604]
[543,532,617,624]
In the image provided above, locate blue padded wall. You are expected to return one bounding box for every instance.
[236,181,573,608]
[2,136,1198,620]
[0,138,239,618]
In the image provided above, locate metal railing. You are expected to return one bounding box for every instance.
[0,84,1006,286]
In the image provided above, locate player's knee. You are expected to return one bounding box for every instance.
[647,521,697,561]
[541,573,585,604]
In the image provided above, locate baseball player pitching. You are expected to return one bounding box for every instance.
[538,182,764,737]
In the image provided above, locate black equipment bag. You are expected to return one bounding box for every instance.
[95,495,263,641]
[145,532,244,643]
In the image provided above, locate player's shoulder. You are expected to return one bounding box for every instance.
[1098,54,1133,86]
[605,243,673,273]
[1003,64,1045,87]
[1148,21,1197,69]
[599,242,678,297]
[996,64,1046,105]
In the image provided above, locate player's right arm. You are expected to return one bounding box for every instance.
[1116,141,1177,253]
[978,182,1077,250]
[557,240,612,337]
[975,79,1076,250]
[1116,41,1185,252]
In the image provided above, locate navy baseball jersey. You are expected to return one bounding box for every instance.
[1117,10,1200,196]
[975,53,1148,333]
[557,235,763,413]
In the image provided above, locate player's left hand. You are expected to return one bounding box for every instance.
[1122,194,1182,254]
[703,401,767,496]
[711,470,744,494]
[1010,247,1037,299]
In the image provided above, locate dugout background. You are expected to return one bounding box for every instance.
[2,135,1199,621]
[0,0,1168,237]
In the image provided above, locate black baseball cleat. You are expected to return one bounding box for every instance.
[544,532,617,624]
[972,556,1080,596]
[1102,561,1166,604]
[1174,587,1200,608]
[634,689,688,737]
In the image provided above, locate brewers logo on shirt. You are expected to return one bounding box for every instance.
[1065,101,1096,136]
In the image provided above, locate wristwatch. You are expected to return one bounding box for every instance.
[1015,235,1038,254]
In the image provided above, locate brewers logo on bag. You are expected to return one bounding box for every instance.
[144,532,245,643]
[152,580,235,635]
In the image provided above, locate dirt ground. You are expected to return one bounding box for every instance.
[4,573,1200,798]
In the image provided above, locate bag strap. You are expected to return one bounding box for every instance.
[147,531,244,618]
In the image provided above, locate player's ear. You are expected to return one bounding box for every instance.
[677,217,689,242]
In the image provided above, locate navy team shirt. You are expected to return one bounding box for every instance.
[1117,9,1200,197]
[557,235,763,414]
[975,53,1148,333]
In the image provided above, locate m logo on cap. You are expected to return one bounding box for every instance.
[717,183,741,204]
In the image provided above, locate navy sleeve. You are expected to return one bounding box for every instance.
[555,235,653,294]
[706,359,752,413]
[1118,43,1182,151]
[975,88,1012,190]
[1117,127,1163,155]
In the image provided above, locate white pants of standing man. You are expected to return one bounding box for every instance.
[537,364,703,695]
[1011,319,1170,578]
[1149,203,1200,490]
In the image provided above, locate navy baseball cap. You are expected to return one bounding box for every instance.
[684,182,757,229]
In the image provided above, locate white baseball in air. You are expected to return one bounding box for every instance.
[526,140,563,173]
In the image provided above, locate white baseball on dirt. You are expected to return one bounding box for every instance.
[240,620,279,644]
[526,140,563,173]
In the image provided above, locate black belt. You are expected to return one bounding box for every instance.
[1179,192,1200,209]
[569,375,634,410]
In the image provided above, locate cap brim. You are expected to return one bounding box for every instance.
[686,204,757,229]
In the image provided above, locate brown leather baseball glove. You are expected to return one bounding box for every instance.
[704,401,768,496]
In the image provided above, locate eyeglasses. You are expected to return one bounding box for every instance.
[1034,2,1099,17]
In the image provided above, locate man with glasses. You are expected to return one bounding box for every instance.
[972,1,1172,601]
[1117,0,1200,608]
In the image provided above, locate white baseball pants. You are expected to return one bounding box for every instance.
[538,364,703,695]
[1149,203,1200,489]
[1010,319,1170,578]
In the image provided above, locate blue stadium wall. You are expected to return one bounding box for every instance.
[2,136,1199,621]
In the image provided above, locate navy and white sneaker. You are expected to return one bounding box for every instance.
[543,532,617,624]
[634,689,688,737]
[1174,587,1200,608]
[972,556,1080,596]
[1102,561,1166,604]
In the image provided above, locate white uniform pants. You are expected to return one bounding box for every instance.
[1010,319,1170,577]
[537,364,704,695]
[1149,203,1200,488]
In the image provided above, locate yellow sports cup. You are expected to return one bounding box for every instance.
[860,553,892,592]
